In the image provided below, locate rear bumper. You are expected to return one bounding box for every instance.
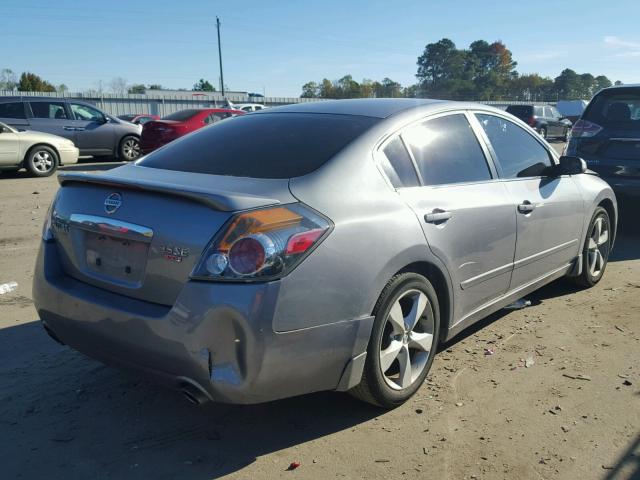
[32,241,372,404]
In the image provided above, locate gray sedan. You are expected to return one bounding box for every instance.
[33,99,616,408]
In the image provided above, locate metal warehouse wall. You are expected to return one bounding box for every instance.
[0,91,324,117]
[0,91,553,116]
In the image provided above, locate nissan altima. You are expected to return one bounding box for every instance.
[33,99,616,408]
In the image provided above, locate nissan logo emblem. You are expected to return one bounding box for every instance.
[104,193,122,214]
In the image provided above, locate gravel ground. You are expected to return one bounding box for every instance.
[0,147,638,480]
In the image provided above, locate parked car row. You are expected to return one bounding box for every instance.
[0,96,261,175]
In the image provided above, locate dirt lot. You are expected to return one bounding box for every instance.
[1,148,639,480]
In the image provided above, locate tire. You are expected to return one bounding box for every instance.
[571,207,611,288]
[538,127,547,140]
[118,135,140,161]
[350,273,440,408]
[25,146,58,177]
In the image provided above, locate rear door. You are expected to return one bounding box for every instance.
[0,101,30,130]
[544,106,562,137]
[27,100,76,141]
[474,112,583,288]
[396,112,517,318]
[69,102,115,154]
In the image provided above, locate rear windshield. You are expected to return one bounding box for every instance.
[506,105,532,118]
[583,88,640,130]
[162,109,201,121]
[139,113,379,178]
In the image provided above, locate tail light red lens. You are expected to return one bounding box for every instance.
[192,204,332,282]
[527,116,537,127]
[569,119,603,138]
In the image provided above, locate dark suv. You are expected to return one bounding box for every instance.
[506,104,572,141]
[0,97,142,161]
[565,84,640,198]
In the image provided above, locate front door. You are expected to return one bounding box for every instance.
[397,112,517,319]
[69,102,115,155]
[475,113,583,288]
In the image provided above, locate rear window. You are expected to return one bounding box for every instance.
[506,105,532,118]
[0,102,26,119]
[139,113,379,178]
[162,109,201,121]
[584,88,640,129]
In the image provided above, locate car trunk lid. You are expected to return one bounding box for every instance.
[52,164,296,305]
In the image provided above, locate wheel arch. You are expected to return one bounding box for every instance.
[394,260,453,345]
[23,143,60,167]
[597,197,617,247]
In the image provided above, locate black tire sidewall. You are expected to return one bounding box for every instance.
[26,146,58,177]
[364,273,440,408]
[580,207,610,286]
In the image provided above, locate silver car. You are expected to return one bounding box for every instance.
[33,99,616,408]
[0,121,79,176]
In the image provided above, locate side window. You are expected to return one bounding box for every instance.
[402,114,492,186]
[30,101,68,119]
[551,107,562,119]
[476,114,552,178]
[379,136,420,188]
[70,103,104,122]
[0,102,26,119]
[137,116,152,124]
[543,106,554,118]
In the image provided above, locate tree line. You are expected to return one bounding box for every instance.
[0,68,219,95]
[301,38,620,101]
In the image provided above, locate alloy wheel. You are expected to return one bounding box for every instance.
[122,138,140,160]
[379,289,434,390]
[32,151,53,172]
[587,216,609,277]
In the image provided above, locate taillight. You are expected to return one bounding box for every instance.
[527,116,537,127]
[191,204,332,281]
[569,119,603,138]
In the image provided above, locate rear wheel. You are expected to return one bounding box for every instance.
[572,207,611,287]
[350,273,440,408]
[119,135,140,161]
[25,146,58,177]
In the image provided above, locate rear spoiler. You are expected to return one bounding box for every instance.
[58,170,281,212]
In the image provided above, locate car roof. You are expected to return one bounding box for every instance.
[258,98,445,119]
[0,96,93,105]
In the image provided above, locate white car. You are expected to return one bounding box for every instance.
[234,103,267,112]
[0,121,79,177]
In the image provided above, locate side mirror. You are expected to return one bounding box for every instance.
[557,156,587,175]
[97,116,108,124]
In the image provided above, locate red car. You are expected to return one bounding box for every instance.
[117,114,160,125]
[141,108,244,154]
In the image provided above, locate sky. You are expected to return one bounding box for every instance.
[2,0,640,96]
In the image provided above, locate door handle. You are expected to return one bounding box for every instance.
[75,127,85,131]
[63,126,76,131]
[518,201,535,214]
[424,209,452,224]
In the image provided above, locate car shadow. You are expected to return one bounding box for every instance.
[602,434,640,480]
[59,162,126,172]
[611,199,640,262]
[1,320,381,479]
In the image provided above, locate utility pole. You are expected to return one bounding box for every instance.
[216,16,225,97]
